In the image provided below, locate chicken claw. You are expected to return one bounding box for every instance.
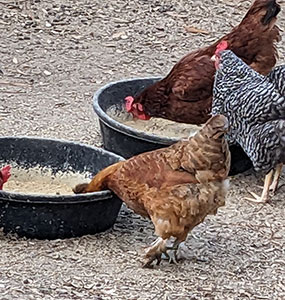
[244,192,269,203]
[142,237,167,268]
[142,253,162,268]
[162,250,179,264]
[244,170,274,203]
[162,238,182,264]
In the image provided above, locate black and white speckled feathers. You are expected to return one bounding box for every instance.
[212,50,285,174]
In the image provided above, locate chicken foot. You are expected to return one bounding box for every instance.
[245,164,283,203]
[245,169,273,203]
[143,237,168,268]
[143,236,184,267]
[245,168,275,203]
[162,238,182,264]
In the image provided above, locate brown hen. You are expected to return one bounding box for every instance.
[126,0,281,124]
[73,115,231,267]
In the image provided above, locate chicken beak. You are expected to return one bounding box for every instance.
[211,54,216,62]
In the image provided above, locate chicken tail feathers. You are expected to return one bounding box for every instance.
[73,161,124,194]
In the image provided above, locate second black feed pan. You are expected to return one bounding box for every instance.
[93,77,253,176]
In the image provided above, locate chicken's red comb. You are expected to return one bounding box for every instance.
[0,165,11,182]
[125,96,134,112]
[215,40,228,55]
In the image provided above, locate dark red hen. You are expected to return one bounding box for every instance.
[125,0,281,124]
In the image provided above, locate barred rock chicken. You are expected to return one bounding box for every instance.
[212,45,285,203]
[0,165,11,190]
[125,0,281,124]
[73,115,230,267]
[267,65,285,94]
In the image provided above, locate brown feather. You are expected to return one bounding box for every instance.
[133,0,281,124]
[73,115,231,249]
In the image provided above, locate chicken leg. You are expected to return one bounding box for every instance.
[245,169,274,203]
[269,164,283,194]
[143,236,184,267]
[245,164,283,203]
[143,237,168,268]
[162,238,182,264]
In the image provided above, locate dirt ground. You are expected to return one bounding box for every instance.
[1,0,285,299]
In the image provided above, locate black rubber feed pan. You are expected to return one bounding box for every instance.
[0,137,124,239]
[93,77,252,176]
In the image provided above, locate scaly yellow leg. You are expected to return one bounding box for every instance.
[269,164,283,194]
[245,169,274,203]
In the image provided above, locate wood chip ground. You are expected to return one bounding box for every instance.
[1,1,285,299]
